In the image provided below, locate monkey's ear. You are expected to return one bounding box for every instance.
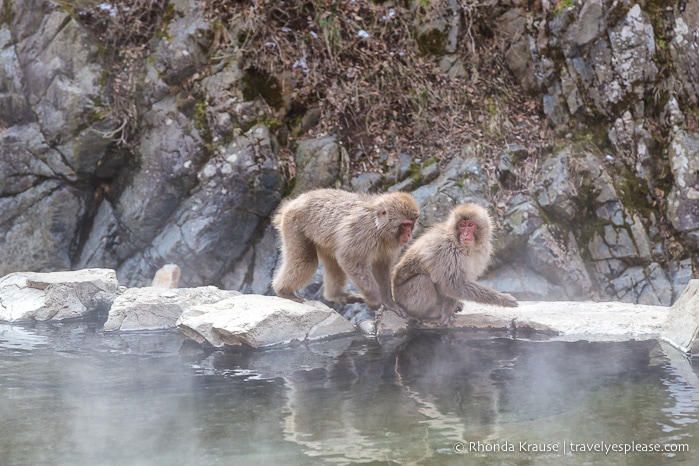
[376,202,388,218]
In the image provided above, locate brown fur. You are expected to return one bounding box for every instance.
[391,203,518,325]
[272,189,419,314]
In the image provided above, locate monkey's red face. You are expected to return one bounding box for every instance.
[399,220,415,244]
[457,219,477,245]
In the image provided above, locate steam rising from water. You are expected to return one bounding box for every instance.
[1,323,698,465]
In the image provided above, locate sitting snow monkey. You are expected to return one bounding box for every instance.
[391,203,518,325]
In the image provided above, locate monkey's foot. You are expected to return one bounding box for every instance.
[386,305,408,319]
[276,292,305,303]
[438,313,455,326]
[344,293,366,304]
[325,292,365,305]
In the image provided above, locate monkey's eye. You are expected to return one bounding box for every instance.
[466,221,476,229]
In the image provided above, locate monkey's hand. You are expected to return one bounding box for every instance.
[500,293,519,307]
[341,292,366,305]
[438,311,455,326]
[383,302,408,319]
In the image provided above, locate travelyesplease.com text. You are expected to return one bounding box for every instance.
[454,440,689,455]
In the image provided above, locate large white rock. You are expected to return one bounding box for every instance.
[661,279,699,354]
[103,286,240,332]
[377,299,668,340]
[177,295,357,348]
[0,269,118,322]
[454,300,667,339]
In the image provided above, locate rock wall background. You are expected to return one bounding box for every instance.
[0,0,697,307]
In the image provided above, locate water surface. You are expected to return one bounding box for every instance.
[1,322,698,465]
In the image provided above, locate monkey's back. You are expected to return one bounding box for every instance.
[276,189,373,250]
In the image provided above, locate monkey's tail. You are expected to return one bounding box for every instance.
[271,199,291,229]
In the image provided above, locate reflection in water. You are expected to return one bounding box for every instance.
[1,323,698,465]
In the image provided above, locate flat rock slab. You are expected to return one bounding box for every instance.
[377,300,668,341]
[103,286,241,332]
[0,269,118,322]
[454,300,667,340]
[661,280,699,354]
[177,295,357,349]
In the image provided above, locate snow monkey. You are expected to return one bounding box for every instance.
[391,202,518,325]
[272,188,420,316]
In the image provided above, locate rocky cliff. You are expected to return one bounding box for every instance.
[0,0,696,307]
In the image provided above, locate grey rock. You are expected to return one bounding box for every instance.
[595,201,625,226]
[481,263,561,301]
[568,0,606,46]
[0,28,32,125]
[388,162,439,193]
[496,8,527,42]
[560,66,582,114]
[494,196,543,258]
[608,111,655,189]
[115,124,283,287]
[603,225,638,259]
[220,247,255,292]
[379,298,667,341]
[177,295,356,348]
[672,259,694,303]
[112,96,207,259]
[411,156,489,229]
[293,136,349,195]
[16,7,114,173]
[497,145,528,189]
[662,280,699,354]
[642,262,673,306]
[525,226,593,299]
[0,0,692,315]
[667,131,699,237]
[75,200,120,270]
[536,149,578,220]
[542,84,570,128]
[350,172,382,192]
[104,286,239,332]
[152,0,212,86]
[609,263,672,306]
[0,269,118,322]
[669,4,699,106]
[496,8,537,92]
[395,152,415,182]
[629,213,652,261]
[0,123,75,196]
[586,38,617,113]
[0,182,88,276]
[222,224,279,295]
[607,5,657,116]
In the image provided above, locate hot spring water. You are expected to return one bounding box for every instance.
[1,322,697,465]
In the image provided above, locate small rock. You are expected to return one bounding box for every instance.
[151,263,181,288]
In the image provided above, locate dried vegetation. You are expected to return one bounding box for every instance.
[68,0,551,200]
